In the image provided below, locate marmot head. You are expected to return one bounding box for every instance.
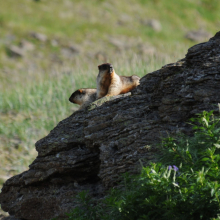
[69,89,85,105]
[98,63,114,74]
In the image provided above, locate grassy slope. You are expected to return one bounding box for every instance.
[0,0,220,69]
[0,0,220,215]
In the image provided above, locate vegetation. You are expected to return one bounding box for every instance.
[64,111,220,220]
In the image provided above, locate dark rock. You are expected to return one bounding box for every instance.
[1,32,220,220]
[0,215,20,220]
[185,29,212,42]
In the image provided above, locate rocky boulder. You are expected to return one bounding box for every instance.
[1,31,220,220]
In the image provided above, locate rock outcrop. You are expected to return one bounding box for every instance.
[1,31,220,220]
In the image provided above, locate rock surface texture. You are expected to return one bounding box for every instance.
[1,32,220,220]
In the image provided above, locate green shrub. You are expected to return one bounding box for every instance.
[61,111,220,220]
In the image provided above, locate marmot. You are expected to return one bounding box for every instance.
[69,88,97,109]
[96,63,140,99]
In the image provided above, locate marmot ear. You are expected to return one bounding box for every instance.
[109,65,113,73]
[78,89,83,93]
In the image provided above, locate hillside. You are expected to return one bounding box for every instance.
[0,0,220,74]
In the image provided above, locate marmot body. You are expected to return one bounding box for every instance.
[69,88,97,109]
[96,63,140,99]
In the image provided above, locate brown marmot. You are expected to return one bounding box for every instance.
[69,88,97,109]
[96,63,140,99]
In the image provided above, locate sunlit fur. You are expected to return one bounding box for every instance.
[96,63,140,99]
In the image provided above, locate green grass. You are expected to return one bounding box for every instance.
[0,0,219,69]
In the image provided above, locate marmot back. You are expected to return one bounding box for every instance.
[119,75,140,94]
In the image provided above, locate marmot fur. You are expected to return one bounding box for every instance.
[69,88,97,109]
[96,63,140,99]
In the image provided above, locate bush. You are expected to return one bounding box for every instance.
[63,111,220,220]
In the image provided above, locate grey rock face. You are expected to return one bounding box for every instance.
[1,31,220,220]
